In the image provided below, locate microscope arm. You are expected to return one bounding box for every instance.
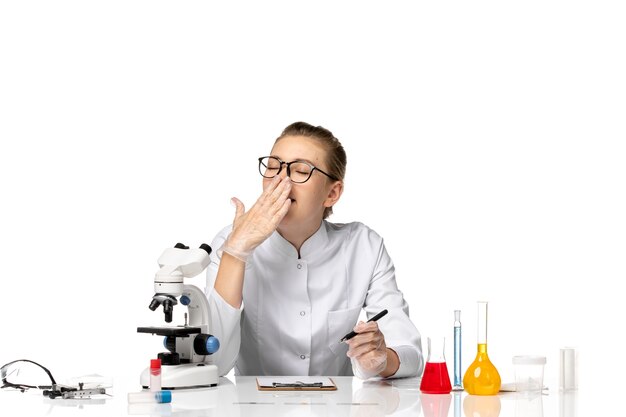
[181,284,211,331]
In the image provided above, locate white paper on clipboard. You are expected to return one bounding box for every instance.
[256,376,336,390]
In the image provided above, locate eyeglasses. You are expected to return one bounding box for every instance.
[1,359,57,392]
[258,156,339,184]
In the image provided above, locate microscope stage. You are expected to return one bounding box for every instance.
[137,326,202,336]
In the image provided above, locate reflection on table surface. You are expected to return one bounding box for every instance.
[0,375,581,417]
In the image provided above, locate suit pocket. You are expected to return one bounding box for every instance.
[327,306,361,356]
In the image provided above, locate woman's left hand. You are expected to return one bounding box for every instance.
[346,321,394,379]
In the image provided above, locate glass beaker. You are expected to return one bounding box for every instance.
[463,301,501,395]
[420,336,452,394]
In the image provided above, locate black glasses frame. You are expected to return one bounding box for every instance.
[258,156,339,183]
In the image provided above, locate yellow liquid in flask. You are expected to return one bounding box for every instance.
[463,343,501,395]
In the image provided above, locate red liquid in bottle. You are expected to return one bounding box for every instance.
[420,362,452,394]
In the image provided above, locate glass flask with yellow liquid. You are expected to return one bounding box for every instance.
[463,301,501,395]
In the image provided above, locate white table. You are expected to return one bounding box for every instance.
[0,375,579,416]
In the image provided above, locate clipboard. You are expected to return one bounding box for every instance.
[256,376,337,391]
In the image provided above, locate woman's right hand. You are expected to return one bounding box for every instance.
[223,175,292,261]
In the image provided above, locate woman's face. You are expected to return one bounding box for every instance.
[263,135,341,229]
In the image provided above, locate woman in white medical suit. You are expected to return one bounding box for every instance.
[206,122,423,379]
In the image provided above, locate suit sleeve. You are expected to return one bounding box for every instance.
[360,231,424,379]
[204,225,242,376]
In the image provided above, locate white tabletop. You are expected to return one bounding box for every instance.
[0,375,579,417]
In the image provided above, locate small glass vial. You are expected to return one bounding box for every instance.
[128,390,171,404]
[150,359,162,392]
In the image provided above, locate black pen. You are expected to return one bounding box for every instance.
[340,309,388,343]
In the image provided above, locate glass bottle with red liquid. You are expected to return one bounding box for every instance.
[420,336,452,394]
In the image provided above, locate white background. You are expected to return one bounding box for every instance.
[1,0,624,413]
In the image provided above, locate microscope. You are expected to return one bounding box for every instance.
[137,243,220,389]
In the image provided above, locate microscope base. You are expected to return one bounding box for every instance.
[140,363,219,390]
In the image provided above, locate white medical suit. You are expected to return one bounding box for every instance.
[205,220,423,378]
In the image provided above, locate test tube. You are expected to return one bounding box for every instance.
[453,309,463,390]
[150,359,162,391]
[128,390,172,404]
[560,347,578,391]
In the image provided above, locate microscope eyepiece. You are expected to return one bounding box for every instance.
[199,243,212,255]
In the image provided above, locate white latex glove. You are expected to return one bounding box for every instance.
[220,175,291,262]
[346,321,388,379]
